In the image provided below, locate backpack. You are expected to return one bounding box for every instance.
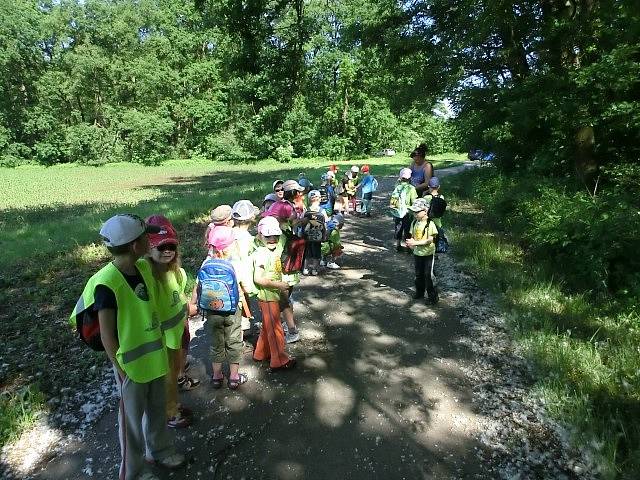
[428,195,447,219]
[389,183,409,218]
[281,233,306,273]
[412,220,449,254]
[73,307,104,351]
[304,211,327,242]
[371,178,379,192]
[197,258,239,315]
[318,185,329,205]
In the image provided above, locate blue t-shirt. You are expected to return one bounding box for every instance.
[360,174,377,194]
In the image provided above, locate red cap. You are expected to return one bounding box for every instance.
[145,215,179,248]
[329,164,339,172]
[361,165,370,173]
[261,200,294,220]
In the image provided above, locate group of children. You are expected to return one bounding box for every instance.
[70,163,381,480]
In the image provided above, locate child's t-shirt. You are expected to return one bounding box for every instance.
[411,220,438,256]
[93,266,149,317]
[253,246,284,302]
[360,174,378,194]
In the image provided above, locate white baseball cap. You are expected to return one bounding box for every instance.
[100,214,160,247]
[399,167,412,179]
[257,216,282,236]
[350,165,359,173]
[232,200,259,221]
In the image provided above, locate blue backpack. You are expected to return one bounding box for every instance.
[197,258,239,315]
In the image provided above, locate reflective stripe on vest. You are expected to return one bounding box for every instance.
[72,260,168,382]
[161,304,187,332]
[153,265,188,350]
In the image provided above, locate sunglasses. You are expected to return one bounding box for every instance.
[158,244,177,252]
[274,188,284,192]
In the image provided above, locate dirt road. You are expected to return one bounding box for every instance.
[27,163,592,480]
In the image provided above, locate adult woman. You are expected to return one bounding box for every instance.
[409,143,433,197]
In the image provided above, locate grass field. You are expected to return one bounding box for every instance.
[0,153,465,448]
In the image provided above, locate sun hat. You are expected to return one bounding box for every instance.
[350,165,359,173]
[263,200,294,219]
[272,180,284,191]
[263,193,278,204]
[232,200,259,221]
[210,205,233,225]
[282,179,305,192]
[257,216,282,237]
[399,167,412,179]
[208,225,235,251]
[100,214,161,247]
[308,190,321,200]
[145,215,178,249]
[408,198,430,212]
[361,165,370,173]
[428,176,440,188]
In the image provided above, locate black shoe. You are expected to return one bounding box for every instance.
[413,292,424,300]
[426,296,439,305]
[365,212,371,217]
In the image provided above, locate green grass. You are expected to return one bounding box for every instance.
[446,168,640,479]
[0,153,465,449]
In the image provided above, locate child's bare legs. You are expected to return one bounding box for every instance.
[282,305,297,332]
[212,362,224,379]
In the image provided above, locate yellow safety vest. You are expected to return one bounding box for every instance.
[70,259,168,383]
[153,265,188,350]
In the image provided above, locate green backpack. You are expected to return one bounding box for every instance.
[389,183,409,218]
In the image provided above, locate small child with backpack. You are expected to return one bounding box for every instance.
[70,214,186,479]
[345,165,360,213]
[357,165,378,217]
[405,198,439,304]
[303,190,329,275]
[204,204,234,255]
[424,176,448,253]
[252,216,297,371]
[318,173,335,216]
[197,226,248,389]
[389,168,418,252]
[321,213,344,269]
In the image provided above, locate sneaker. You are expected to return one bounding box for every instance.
[310,269,318,276]
[281,322,289,333]
[303,268,310,275]
[320,260,326,267]
[285,330,300,343]
[241,316,251,331]
[326,262,340,270]
[178,375,201,391]
[167,414,191,429]
[413,292,424,300]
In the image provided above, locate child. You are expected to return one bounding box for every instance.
[424,176,445,228]
[203,226,248,389]
[145,215,199,430]
[273,179,285,201]
[262,193,278,213]
[390,168,418,252]
[262,201,302,343]
[357,165,378,217]
[252,216,297,370]
[231,200,260,330]
[70,214,186,480]
[318,173,335,216]
[321,213,344,269]
[303,190,328,276]
[345,165,360,213]
[406,198,439,304]
[204,204,234,254]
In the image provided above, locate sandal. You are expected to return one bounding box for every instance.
[178,375,201,391]
[211,375,224,389]
[228,373,248,390]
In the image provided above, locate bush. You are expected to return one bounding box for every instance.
[62,123,112,165]
[119,109,174,164]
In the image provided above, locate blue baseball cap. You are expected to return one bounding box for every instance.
[428,176,440,188]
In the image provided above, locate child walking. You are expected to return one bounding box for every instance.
[203,226,248,389]
[406,198,439,304]
[70,214,186,480]
[145,215,199,430]
[357,164,378,217]
[252,216,297,371]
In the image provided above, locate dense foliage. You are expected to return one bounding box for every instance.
[0,0,460,165]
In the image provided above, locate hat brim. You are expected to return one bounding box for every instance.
[145,224,162,234]
[408,206,427,212]
[285,186,305,192]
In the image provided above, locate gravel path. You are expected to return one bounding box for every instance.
[2,162,595,479]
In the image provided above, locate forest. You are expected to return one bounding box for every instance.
[1,0,639,475]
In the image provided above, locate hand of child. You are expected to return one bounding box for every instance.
[405,239,415,248]
[277,281,290,292]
